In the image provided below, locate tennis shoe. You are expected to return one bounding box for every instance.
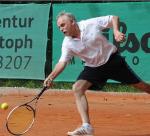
[67,125,94,136]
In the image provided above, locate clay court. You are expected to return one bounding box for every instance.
[1,87,150,136]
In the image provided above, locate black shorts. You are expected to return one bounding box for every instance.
[77,53,142,90]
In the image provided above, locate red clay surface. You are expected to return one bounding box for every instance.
[1,87,150,136]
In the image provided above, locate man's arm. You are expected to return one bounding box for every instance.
[111,16,126,43]
[44,61,67,87]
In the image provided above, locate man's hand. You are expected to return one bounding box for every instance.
[43,77,53,88]
[43,62,67,88]
[114,31,126,43]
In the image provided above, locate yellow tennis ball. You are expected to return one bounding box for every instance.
[0,102,9,110]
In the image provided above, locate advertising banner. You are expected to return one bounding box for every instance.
[0,4,50,79]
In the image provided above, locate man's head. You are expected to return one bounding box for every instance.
[57,11,77,37]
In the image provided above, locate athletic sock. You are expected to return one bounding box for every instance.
[82,123,92,128]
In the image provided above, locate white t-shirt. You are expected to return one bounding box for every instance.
[59,15,117,67]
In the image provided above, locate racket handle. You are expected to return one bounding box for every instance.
[37,86,47,99]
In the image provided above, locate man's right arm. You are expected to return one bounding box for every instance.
[111,16,126,43]
[44,61,67,87]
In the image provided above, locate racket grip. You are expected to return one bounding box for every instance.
[37,86,48,98]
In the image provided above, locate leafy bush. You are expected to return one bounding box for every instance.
[0,79,140,92]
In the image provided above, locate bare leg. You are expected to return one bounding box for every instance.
[72,80,92,124]
[67,80,94,136]
[131,81,150,94]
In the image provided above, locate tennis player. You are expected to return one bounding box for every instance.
[44,11,150,135]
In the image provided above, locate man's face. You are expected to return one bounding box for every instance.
[57,15,74,36]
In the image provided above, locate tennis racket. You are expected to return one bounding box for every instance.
[6,86,47,135]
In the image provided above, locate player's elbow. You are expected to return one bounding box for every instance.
[112,16,119,21]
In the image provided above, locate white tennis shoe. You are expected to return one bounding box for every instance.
[67,125,94,136]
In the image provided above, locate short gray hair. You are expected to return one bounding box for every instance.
[56,11,77,21]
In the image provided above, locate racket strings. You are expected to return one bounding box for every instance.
[6,105,35,135]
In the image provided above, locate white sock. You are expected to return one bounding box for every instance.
[82,123,91,128]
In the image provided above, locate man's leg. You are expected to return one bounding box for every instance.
[73,80,92,124]
[131,81,150,94]
[67,80,94,135]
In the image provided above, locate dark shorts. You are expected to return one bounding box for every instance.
[77,53,142,90]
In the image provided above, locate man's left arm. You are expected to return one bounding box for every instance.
[111,16,126,43]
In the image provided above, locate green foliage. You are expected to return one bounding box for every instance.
[0,80,140,92]
[51,82,140,92]
[52,82,73,90]
[0,79,43,88]
[103,83,140,92]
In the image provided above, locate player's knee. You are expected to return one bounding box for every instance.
[72,83,81,92]
[72,83,85,96]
